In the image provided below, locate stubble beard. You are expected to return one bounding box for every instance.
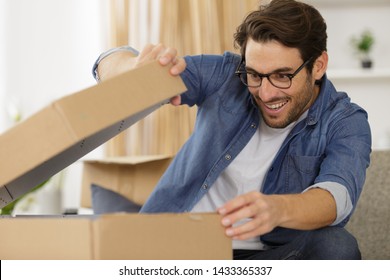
[260,78,316,129]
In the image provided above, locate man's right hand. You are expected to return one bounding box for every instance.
[136,44,185,106]
[97,43,186,106]
[97,50,137,81]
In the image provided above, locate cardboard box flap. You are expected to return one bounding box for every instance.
[85,154,172,165]
[54,61,183,139]
[92,213,232,260]
[0,213,232,260]
[0,216,93,260]
[0,61,186,208]
[81,155,173,207]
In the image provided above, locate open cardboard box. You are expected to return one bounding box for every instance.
[81,155,172,208]
[0,61,232,259]
[0,213,231,260]
[0,61,183,208]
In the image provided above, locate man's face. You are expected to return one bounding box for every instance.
[244,39,319,128]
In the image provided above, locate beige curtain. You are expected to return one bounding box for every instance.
[106,0,260,157]
[104,0,130,156]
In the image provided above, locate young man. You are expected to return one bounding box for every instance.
[93,0,371,259]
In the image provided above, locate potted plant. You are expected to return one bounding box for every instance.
[351,29,375,68]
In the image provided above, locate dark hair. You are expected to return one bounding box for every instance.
[234,0,327,70]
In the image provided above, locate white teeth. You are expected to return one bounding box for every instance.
[266,101,287,110]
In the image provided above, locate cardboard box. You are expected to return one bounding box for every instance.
[0,213,232,260]
[81,155,172,208]
[0,61,186,208]
[0,61,232,260]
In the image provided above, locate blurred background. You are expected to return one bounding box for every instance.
[1,0,389,214]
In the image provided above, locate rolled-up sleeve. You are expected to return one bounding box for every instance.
[92,46,139,82]
[303,182,353,226]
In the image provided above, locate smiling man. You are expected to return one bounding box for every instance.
[94,0,371,259]
[239,39,321,128]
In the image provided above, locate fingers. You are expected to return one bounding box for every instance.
[135,43,162,67]
[157,45,186,76]
[137,43,186,76]
[218,191,260,217]
[225,218,264,240]
[139,44,185,107]
[138,43,155,58]
[169,58,186,76]
[136,44,185,107]
[170,95,182,106]
[157,45,177,65]
[218,191,276,240]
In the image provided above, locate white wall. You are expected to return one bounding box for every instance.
[316,2,390,150]
[317,2,390,69]
[1,0,110,123]
[0,1,7,130]
[1,0,111,212]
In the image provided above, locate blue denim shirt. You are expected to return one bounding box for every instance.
[141,52,371,238]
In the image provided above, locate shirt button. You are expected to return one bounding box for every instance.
[269,166,274,171]
[225,154,232,160]
[202,184,208,190]
[251,123,257,129]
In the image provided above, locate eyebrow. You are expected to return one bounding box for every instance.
[245,65,294,74]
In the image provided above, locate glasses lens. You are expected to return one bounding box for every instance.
[268,74,291,89]
[240,73,262,87]
[238,73,249,86]
[240,73,291,89]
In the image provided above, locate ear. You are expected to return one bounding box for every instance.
[312,51,328,81]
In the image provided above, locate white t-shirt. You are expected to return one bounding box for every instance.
[192,111,353,250]
[192,117,297,250]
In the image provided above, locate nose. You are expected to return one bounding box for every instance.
[253,77,277,102]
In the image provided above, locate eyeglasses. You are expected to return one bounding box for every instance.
[235,57,312,89]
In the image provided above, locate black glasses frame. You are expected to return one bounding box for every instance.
[235,57,313,89]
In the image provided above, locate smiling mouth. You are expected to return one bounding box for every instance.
[264,100,289,111]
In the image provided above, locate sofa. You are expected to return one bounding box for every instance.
[346,150,390,260]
